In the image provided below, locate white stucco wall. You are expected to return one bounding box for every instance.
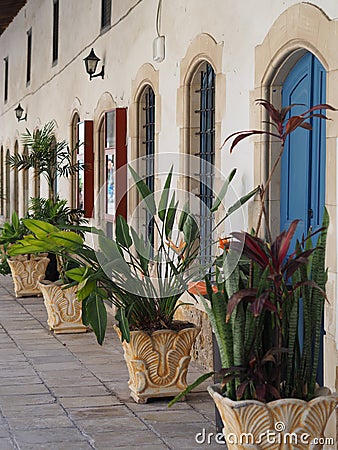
[1,1,338,411]
[1,0,337,202]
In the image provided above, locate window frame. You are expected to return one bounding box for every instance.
[76,120,94,218]
[52,0,59,65]
[101,0,112,32]
[191,61,215,265]
[26,28,32,85]
[4,57,8,103]
[22,146,29,214]
[138,85,155,246]
[13,141,19,213]
[0,146,3,216]
[5,150,10,217]
[104,108,127,222]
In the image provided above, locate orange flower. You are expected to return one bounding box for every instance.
[166,238,186,255]
[188,281,218,296]
[219,237,230,251]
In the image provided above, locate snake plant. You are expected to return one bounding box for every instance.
[170,100,334,405]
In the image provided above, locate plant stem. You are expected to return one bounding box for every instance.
[255,142,285,237]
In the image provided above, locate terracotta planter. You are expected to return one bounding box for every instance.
[116,324,200,403]
[8,253,50,297]
[38,280,88,334]
[208,384,338,449]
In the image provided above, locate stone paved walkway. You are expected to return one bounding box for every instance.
[0,275,223,450]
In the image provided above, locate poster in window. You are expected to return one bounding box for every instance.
[106,154,115,216]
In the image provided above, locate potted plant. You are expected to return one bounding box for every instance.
[27,196,86,282]
[9,165,257,402]
[9,168,202,401]
[8,120,83,204]
[22,197,87,333]
[8,218,88,333]
[0,211,49,297]
[170,100,338,449]
[0,196,86,298]
[8,120,85,281]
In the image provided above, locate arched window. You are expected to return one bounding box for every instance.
[97,117,105,218]
[51,136,57,201]
[5,150,10,218]
[71,113,80,208]
[22,146,29,214]
[0,146,3,216]
[33,129,40,198]
[138,85,155,245]
[13,141,19,213]
[189,61,215,264]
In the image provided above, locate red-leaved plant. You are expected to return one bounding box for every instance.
[224,99,336,237]
[170,100,335,405]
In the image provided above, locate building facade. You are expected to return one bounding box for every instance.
[1,0,338,430]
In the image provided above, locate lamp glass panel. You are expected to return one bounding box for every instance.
[86,58,97,74]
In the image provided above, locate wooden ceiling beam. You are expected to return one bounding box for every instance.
[0,0,27,36]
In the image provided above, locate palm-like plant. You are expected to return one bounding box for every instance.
[28,197,86,227]
[8,165,257,345]
[8,121,84,202]
[7,167,202,344]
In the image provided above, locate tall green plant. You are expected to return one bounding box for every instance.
[8,121,83,202]
[171,215,328,405]
[170,100,334,406]
[8,165,257,346]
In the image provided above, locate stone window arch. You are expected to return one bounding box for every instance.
[178,33,224,264]
[253,3,338,395]
[5,149,10,218]
[93,92,116,225]
[0,146,3,216]
[130,64,160,232]
[22,146,29,215]
[70,112,80,208]
[136,84,155,243]
[13,141,19,213]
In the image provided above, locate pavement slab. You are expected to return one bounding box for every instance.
[0,275,219,450]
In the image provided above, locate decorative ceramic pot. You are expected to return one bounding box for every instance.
[116,324,200,403]
[8,253,50,298]
[208,384,338,449]
[38,280,88,334]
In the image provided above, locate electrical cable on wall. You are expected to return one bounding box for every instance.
[153,0,165,62]
[156,0,162,37]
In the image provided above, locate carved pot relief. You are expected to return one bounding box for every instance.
[8,253,50,298]
[208,384,338,450]
[115,324,200,403]
[38,280,87,334]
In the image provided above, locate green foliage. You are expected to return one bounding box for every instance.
[0,212,28,275]
[28,197,86,227]
[8,121,84,202]
[171,100,333,406]
[82,291,107,346]
[174,216,328,405]
[8,164,256,348]
[0,212,27,246]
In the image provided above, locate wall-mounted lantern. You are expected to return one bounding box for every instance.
[83,48,105,80]
[15,103,27,121]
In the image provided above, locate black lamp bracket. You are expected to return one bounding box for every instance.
[90,65,105,80]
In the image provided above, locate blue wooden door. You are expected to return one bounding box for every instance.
[281,52,326,385]
[281,52,326,240]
